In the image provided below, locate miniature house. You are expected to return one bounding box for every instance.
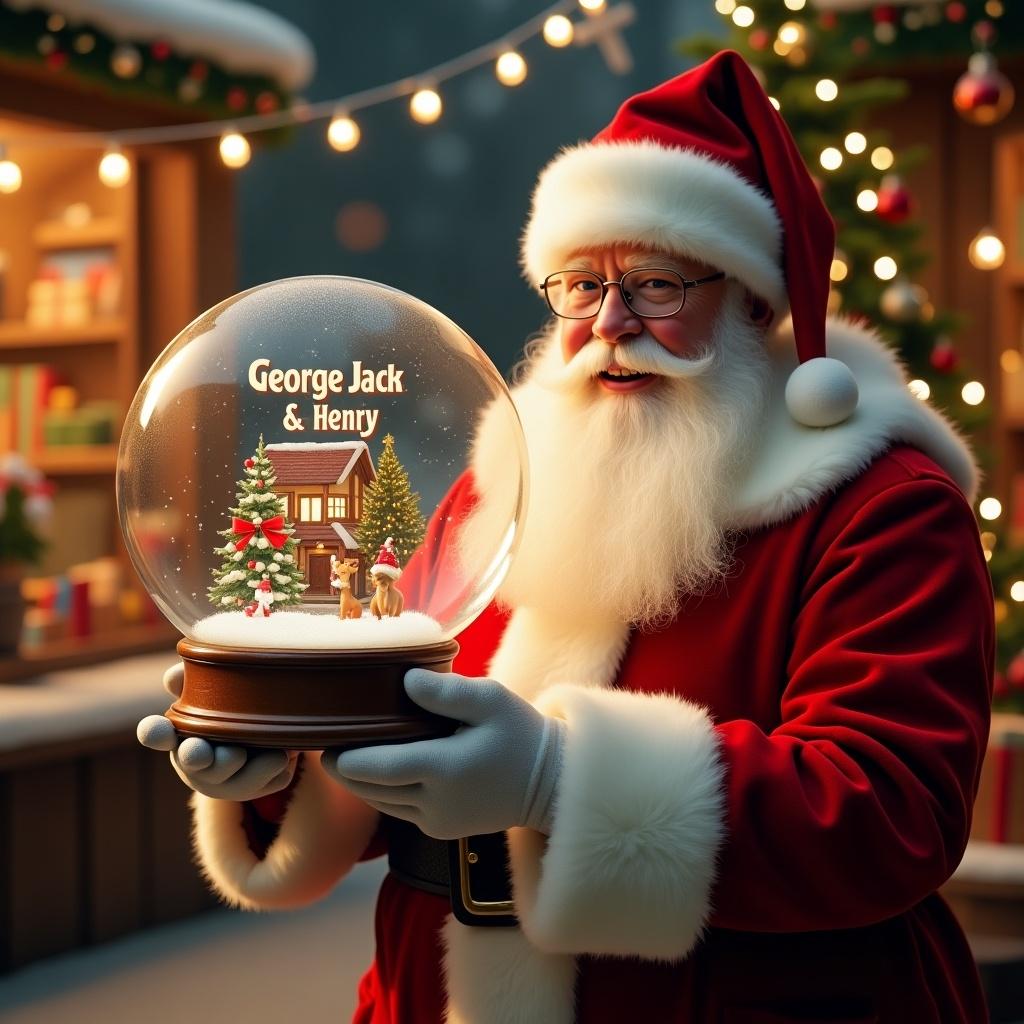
[264,440,376,598]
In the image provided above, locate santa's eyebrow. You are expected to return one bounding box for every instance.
[621,252,691,272]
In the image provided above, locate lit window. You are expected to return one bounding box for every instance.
[299,496,323,522]
[279,494,289,518]
[327,496,348,518]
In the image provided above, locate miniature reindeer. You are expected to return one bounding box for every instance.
[331,556,363,620]
[369,570,404,619]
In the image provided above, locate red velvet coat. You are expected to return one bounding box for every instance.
[190,321,993,1024]
[347,442,993,1024]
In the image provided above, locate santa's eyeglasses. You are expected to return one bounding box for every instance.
[540,267,726,320]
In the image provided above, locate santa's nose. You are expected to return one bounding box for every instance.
[591,283,642,346]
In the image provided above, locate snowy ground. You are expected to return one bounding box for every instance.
[191,609,445,649]
[0,860,387,1023]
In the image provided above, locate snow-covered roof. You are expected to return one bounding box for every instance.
[331,521,358,549]
[265,440,372,486]
[40,0,315,90]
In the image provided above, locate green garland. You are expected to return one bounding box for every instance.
[0,4,291,120]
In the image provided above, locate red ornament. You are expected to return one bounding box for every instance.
[873,5,898,24]
[972,19,997,47]
[851,36,871,57]
[45,50,69,71]
[1007,656,1024,690]
[818,11,838,30]
[189,60,208,81]
[150,40,172,61]
[748,28,771,51]
[247,559,257,569]
[929,340,959,374]
[946,2,967,23]
[255,90,279,114]
[993,670,1009,701]
[256,479,265,489]
[875,174,911,224]
[227,86,248,112]
[953,52,1015,126]
[244,457,255,468]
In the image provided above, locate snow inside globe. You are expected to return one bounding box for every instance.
[116,276,527,748]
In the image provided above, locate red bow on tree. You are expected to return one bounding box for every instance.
[232,515,288,551]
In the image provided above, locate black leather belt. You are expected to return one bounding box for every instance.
[383,815,518,927]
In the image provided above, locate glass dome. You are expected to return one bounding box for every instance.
[117,276,526,651]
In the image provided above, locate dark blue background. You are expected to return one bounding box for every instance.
[239,1,721,374]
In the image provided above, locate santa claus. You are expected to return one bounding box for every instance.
[139,51,993,1023]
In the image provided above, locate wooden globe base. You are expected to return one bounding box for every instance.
[169,637,461,750]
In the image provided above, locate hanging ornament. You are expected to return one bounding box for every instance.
[227,86,249,112]
[953,52,1015,126]
[993,670,1009,702]
[873,5,899,23]
[930,337,959,374]
[1007,654,1024,690]
[880,278,927,322]
[945,1,968,22]
[851,36,871,57]
[819,11,838,30]
[150,40,172,61]
[255,91,279,114]
[875,174,911,223]
[749,28,771,51]
[111,43,142,79]
[972,19,997,47]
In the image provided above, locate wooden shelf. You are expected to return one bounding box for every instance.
[32,217,123,250]
[33,445,117,475]
[0,318,127,348]
[0,622,180,684]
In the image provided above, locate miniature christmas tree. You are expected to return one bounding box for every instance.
[208,435,307,613]
[357,434,426,569]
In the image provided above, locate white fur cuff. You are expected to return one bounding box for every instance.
[191,752,380,910]
[507,684,726,960]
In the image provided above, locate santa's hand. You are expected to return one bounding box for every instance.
[321,669,565,840]
[137,662,298,801]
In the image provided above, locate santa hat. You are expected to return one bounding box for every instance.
[371,537,402,580]
[520,49,858,428]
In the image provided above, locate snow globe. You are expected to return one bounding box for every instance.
[117,276,526,749]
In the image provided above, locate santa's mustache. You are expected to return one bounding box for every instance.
[534,333,717,394]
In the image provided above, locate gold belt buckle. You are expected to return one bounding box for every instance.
[451,835,517,925]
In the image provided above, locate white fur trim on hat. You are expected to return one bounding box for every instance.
[190,753,379,911]
[371,563,402,580]
[506,682,726,960]
[521,140,787,314]
[785,356,860,427]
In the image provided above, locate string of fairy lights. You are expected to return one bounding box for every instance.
[0,0,632,190]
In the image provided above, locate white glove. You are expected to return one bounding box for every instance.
[137,662,298,802]
[322,669,565,841]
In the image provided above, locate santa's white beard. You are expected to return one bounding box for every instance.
[491,288,772,629]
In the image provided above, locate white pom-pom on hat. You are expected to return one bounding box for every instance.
[785,357,859,428]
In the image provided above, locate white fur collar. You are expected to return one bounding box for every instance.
[471,316,979,538]
[727,316,979,529]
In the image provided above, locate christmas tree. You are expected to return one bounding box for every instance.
[357,434,427,570]
[683,1,1023,709]
[208,435,307,613]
